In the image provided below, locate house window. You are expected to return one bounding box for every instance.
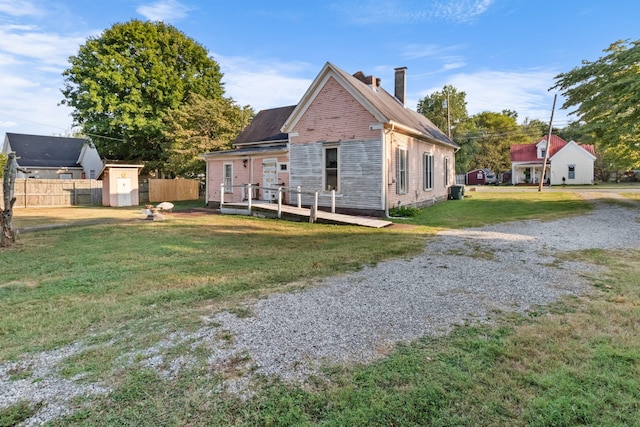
[444,157,449,186]
[568,164,576,180]
[397,147,408,194]
[423,153,433,191]
[540,149,546,159]
[279,162,288,172]
[324,147,338,191]
[89,170,96,179]
[223,163,233,192]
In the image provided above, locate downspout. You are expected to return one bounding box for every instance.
[383,124,395,217]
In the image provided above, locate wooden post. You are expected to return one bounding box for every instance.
[220,183,224,207]
[247,183,252,213]
[313,191,319,222]
[331,189,336,213]
[297,186,301,208]
[277,187,282,218]
[1,152,18,247]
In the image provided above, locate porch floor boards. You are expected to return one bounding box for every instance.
[221,202,392,228]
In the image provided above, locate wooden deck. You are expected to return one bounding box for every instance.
[221,202,392,228]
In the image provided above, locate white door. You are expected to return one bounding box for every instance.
[262,159,278,201]
[117,178,132,206]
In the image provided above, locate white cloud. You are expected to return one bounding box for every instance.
[0,24,84,66]
[332,0,495,24]
[137,0,191,21]
[0,0,42,17]
[216,55,314,111]
[0,21,85,136]
[429,69,568,124]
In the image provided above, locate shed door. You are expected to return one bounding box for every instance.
[262,158,278,201]
[117,178,132,206]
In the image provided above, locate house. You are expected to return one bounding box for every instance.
[510,135,596,185]
[2,132,103,179]
[202,62,459,217]
[202,105,294,204]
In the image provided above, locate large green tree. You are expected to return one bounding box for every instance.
[418,85,475,173]
[61,20,226,173]
[468,110,529,173]
[552,39,640,167]
[417,85,468,138]
[164,93,254,177]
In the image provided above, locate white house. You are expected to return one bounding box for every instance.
[510,135,596,185]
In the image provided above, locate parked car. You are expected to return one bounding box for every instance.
[483,169,498,184]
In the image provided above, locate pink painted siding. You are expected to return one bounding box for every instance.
[290,77,380,144]
[205,154,289,204]
[387,133,454,209]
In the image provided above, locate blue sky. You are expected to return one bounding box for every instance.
[1,0,638,139]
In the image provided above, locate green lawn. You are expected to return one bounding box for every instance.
[2,191,639,426]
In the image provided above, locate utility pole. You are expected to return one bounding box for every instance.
[443,90,451,139]
[538,94,557,192]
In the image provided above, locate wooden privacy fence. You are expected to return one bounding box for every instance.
[0,178,201,209]
[146,178,200,203]
[9,179,103,208]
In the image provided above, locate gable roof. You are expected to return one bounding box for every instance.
[233,105,296,145]
[510,135,595,162]
[281,62,458,149]
[4,132,91,168]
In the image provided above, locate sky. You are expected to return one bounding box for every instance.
[1,0,639,140]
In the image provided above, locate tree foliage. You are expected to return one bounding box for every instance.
[164,93,254,177]
[552,39,640,167]
[468,111,529,173]
[61,20,226,174]
[417,85,468,138]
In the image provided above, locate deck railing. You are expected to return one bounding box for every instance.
[219,183,337,223]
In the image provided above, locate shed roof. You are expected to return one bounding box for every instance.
[5,132,90,168]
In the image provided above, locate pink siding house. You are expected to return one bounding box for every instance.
[203,62,458,217]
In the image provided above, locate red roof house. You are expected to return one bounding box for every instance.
[510,135,596,185]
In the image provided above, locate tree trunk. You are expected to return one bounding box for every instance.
[1,152,17,247]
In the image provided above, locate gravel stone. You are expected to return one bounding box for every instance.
[1,195,638,424]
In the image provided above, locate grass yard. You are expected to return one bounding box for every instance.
[2,190,639,426]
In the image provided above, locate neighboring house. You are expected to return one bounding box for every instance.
[510,135,596,185]
[202,62,458,216]
[2,132,103,179]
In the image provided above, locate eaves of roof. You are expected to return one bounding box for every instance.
[201,144,288,159]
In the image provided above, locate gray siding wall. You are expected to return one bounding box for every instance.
[290,139,383,210]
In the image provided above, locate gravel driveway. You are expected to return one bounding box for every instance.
[2,192,639,424]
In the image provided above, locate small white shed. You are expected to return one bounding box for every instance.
[98,164,144,207]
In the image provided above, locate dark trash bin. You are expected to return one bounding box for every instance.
[448,185,465,200]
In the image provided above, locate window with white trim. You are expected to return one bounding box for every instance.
[223,163,233,192]
[397,147,408,194]
[324,147,339,191]
[423,153,434,191]
[568,164,576,180]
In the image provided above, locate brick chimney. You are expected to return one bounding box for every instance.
[394,67,407,106]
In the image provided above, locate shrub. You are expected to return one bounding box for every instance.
[389,206,421,217]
